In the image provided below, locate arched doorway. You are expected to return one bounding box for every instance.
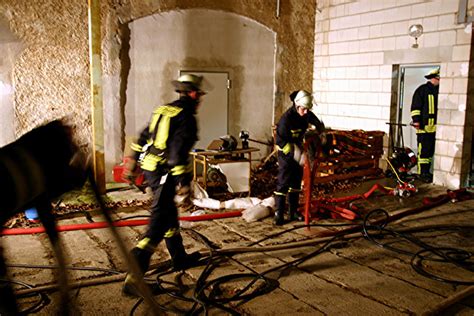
[124,9,276,160]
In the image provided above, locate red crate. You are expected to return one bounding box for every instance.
[112,158,145,186]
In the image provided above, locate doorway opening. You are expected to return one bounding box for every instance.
[390,64,439,176]
[397,65,439,153]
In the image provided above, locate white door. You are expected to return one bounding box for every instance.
[398,65,439,153]
[180,71,229,150]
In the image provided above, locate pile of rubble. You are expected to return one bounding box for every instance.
[4,193,151,229]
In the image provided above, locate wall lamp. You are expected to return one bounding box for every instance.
[408,24,423,48]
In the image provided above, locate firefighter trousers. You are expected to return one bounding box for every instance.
[129,169,186,274]
[275,151,303,216]
[417,132,435,175]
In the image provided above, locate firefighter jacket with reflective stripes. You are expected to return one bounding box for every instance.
[276,105,325,155]
[131,96,198,176]
[410,81,438,133]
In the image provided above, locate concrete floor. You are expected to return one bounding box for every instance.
[1,179,473,315]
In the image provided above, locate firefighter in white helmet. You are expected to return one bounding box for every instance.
[273,90,325,225]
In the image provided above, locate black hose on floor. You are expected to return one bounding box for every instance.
[362,208,474,285]
[128,223,361,315]
[7,206,474,314]
[3,265,123,314]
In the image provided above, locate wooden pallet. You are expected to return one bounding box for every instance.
[312,129,384,183]
[313,156,381,183]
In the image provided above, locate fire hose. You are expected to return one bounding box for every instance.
[8,188,473,315]
[302,141,471,227]
[1,210,243,236]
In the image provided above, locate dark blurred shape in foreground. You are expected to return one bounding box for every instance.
[0,119,89,315]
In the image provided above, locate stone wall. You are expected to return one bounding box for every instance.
[0,0,90,147]
[313,0,473,188]
[0,16,22,146]
[124,9,276,160]
[0,0,316,181]
[105,0,317,169]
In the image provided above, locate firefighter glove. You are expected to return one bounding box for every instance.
[122,157,138,183]
[293,145,307,166]
[320,132,327,145]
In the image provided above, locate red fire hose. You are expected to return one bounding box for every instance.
[1,210,243,236]
[312,188,472,239]
[302,134,473,227]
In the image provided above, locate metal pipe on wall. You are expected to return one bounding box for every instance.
[457,0,473,24]
[88,0,106,194]
[276,0,280,19]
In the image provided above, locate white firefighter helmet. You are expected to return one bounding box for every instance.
[293,90,313,110]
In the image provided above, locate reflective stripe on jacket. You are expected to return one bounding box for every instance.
[410,81,438,133]
[131,96,198,174]
[140,105,182,171]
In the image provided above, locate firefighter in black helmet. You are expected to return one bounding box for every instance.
[274,90,325,225]
[122,74,205,296]
[410,68,439,183]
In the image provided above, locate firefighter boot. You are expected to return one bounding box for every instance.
[273,195,286,226]
[165,233,202,271]
[420,173,433,183]
[122,246,154,297]
[288,192,304,222]
[419,163,433,183]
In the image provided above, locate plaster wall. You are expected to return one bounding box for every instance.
[0,1,90,145]
[0,17,21,147]
[313,0,473,188]
[125,9,275,160]
[0,42,22,146]
[0,0,316,182]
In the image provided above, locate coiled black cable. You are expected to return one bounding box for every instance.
[0,278,46,314]
[3,264,123,314]
[129,222,360,315]
[9,207,474,314]
[362,208,474,285]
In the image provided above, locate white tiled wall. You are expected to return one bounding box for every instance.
[313,0,472,188]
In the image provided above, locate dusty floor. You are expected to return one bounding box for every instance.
[1,178,474,315]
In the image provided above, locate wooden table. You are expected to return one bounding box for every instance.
[190,147,259,195]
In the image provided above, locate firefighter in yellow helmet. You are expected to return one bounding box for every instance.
[122,74,205,296]
[274,90,325,225]
[410,68,439,183]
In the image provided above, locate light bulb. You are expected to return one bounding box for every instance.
[408,24,423,38]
